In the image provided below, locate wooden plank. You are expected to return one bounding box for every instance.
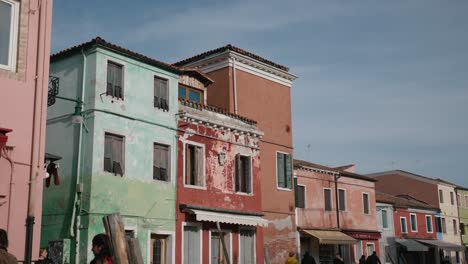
[126,237,144,264]
[103,213,129,264]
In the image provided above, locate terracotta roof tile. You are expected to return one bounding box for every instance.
[376,192,439,210]
[51,37,181,74]
[294,159,377,182]
[173,44,290,72]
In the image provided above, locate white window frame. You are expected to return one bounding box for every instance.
[147,230,175,264]
[153,141,172,183]
[181,222,203,264]
[153,74,171,112]
[103,131,126,176]
[0,0,19,71]
[105,59,125,100]
[366,242,375,256]
[234,154,253,195]
[426,215,433,233]
[124,225,137,238]
[183,140,206,189]
[354,240,363,262]
[400,217,408,233]
[381,209,389,229]
[208,229,232,264]
[450,191,455,205]
[362,192,370,215]
[323,188,333,212]
[441,217,447,233]
[439,189,444,204]
[238,227,256,264]
[276,151,292,191]
[296,183,306,209]
[338,188,347,211]
[410,213,418,232]
[465,195,468,208]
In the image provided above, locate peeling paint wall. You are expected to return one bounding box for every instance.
[42,47,179,264]
[456,189,468,245]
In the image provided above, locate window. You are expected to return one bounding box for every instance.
[400,217,408,233]
[183,225,201,264]
[366,243,375,257]
[442,218,447,233]
[382,210,388,229]
[362,193,370,214]
[453,219,458,235]
[460,222,466,235]
[239,229,255,264]
[410,214,418,232]
[435,217,442,233]
[154,76,169,111]
[179,86,203,103]
[465,195,468,208]
[185,143,204,187]
[153,143,170,181]
[457,194,461,206]
[295,180,305,209]
[125,229,135,239]
[0,0,19,70]
[210,231,231,264]
[104,133,124,176]
[439,190,444,203]
[276,152,292,189]
[354,241,362,263]
[426,215,433,233]
[450,192,455,205]
[324,188,332,211]
[235,154,251,193]
[150,234,172,264]
[106,61,124,99]
[338,189,346,211]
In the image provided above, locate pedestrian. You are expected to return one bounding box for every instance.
[333,252,344,264]
[90,234,112,264]
[285,251,298,264]
[36,248,52,264]
[366,251,382,264]
[301,251,316,264]
[359,254,366,264]
[0,229,17,264]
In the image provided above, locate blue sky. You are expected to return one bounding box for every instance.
[51,0,468,186]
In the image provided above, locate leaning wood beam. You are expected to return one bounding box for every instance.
[126,237,144,264]
[103,213,129,264]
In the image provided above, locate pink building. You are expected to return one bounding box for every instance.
[0,0,53,262]
[294,160,381,264]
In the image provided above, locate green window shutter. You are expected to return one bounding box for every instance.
[294,177,299,207]
[277,153,285,188]
[285,154,292,189]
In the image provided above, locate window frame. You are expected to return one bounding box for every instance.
[457,194,461,207]
[208,229,232,264]
[441,217,447,233]
[426,215,433,233]
[295,183,306,209]
[366,243,375,257]
[450,191,455,205]
[324,188,333,212]
[238,227,256,264]
[439,189,444,204]
[381,209,389,229]
[234,154,253,195]
[181,222,202,264]
[453,219,458,235]
[103,132,125,176]
[362,192,370,215]
[178,84,204,103]
[153,142,171,182]
[0,0,19,71]
[410,213,418,232]
[105,60,125,100]
[275,151,292,191]
[465,195,468,208]
[338,188,347,211]
[183,141,206,189]
[400,217,408,234]
[154,75,170,111]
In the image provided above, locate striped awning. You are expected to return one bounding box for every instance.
[185,209,268,227]
[301,229,357,245]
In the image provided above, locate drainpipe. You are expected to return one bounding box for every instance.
[26,1,48,263]
[69,48,86,264]
[232,58,238,114]
[334,173,340,229]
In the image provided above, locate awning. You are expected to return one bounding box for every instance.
[417,239,465,251]
[395,238,429,252]
[185,209,268,227]
[301,229,357,245]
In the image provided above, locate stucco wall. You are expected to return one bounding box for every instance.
[376,203,395,264]
[457,189,468,245]
[438,184,462,245]
[393,208,437,240]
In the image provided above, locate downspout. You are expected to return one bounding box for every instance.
[335,173,340,229]
[26,0,47,263]
[232,58,238,114]
[69,48,86,264]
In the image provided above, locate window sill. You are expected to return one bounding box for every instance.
[184,184,207,190]
[154,107,170,113]
[235,192,253,196]
[103,171,124,177]
[153,179,172,184]
[277,187,292,192]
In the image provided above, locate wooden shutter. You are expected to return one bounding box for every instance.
[235,154,241,192]
[294,178,299,207]
[185,145,192,185]
[245,157,251,193]
[277,153,285,188]
[285,154,292,189]
[195,146,204,186]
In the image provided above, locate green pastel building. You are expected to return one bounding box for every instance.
[456,186,468,261]
[42,37,180,263]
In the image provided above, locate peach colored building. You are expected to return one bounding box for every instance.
[0,0,53,262]
[174,45,298,263]
[294,160,380,264]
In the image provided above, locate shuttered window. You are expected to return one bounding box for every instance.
[235,154,251,193]
[382,210,388,228]
[276,152,292,189]
[363,193,370,214]
[0,0,19,70]
[185,144,204,187]
[154,77,169,111]
[183,226,200,264]
[153,143,170,181]
[453,219,458,235]
[442,218,447,233]
[401,217,408,233]
[104,133,124,176]
[410,214,418,232]
[338,189,346,211]
[324,188,332,211]
[426,215,433,233]
[294,181,305,209]
[106,61,124,99]
[240,229,255,264]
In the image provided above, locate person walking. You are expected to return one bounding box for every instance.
[359,254,366,264]
[366,251,382,264]
[301,251,316,264]
[285,251,298,264]
[0,229,17,264]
